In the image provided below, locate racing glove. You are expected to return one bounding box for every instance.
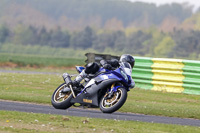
[103,64,112,70]
[100,60,113,70]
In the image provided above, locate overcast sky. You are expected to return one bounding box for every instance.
[129,0,200,12]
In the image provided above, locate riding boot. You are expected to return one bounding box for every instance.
[72,70,87,91]
[62,71,86,93]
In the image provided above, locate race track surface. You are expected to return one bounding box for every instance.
[1,70,200,127]
[0,100,200,127]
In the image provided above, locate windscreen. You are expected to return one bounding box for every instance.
[120,62,132,76]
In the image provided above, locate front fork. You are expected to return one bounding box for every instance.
[105,83,119,99]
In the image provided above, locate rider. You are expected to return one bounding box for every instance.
[66,54,135,90]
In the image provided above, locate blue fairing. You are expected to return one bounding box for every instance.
[76,66,132,98]
[76,66,132,89]
[97,67,130,87]
[76,66,85,73]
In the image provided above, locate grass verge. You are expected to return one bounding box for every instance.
[0,111,200,133]
[0,53,85,67]
[0,72,200,119]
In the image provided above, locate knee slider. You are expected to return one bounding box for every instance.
[85,62,100,74]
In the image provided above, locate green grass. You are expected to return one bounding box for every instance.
[0,72,62,103]
[0,72,200,119]
[0,43,120,58]
[0,111,199,133]
[122,89,200,119]
[0,64,78,74]
[0,53,85,67]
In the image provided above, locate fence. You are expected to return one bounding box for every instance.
[85,53,200,95]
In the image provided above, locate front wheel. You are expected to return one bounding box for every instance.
[100,87,127,113]
[51,83,73,109]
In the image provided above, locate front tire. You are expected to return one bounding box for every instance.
[100,87,127,113]
[51,83,73,109]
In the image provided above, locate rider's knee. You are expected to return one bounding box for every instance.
[85,62,100,74]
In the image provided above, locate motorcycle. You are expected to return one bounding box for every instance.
[51,62,133,113]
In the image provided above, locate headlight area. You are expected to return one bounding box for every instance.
[120,69,128,81]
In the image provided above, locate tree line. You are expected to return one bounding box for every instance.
[1,24,200,60]
[0,0,194,31]
[1,0,200,60]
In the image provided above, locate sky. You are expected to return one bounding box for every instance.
[129,0,200,12]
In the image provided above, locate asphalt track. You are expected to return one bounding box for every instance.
[0,100,200,127]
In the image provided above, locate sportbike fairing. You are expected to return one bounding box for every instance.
[70,65,132,106]
[52,62,134,113]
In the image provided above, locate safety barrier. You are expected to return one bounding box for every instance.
[133,57,200,95]
[85,53,200,95]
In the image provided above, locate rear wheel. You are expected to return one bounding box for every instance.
[100,87,127,113]
[51,83,73,109]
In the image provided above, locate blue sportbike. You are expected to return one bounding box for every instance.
[51,62,134,113]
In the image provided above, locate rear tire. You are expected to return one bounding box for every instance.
[100,87,127,113]
[51,83,73,109]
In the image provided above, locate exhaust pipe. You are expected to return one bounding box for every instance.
[62,73,76,98]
